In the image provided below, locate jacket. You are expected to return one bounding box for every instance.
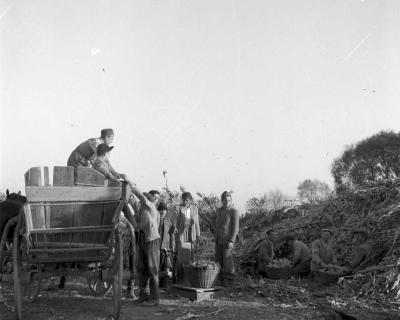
[215,206,239,245]
[92,156,120,180]
[311,239,337,271]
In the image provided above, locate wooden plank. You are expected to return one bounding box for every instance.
[43,167,50,186]
[53,166,74,186]
[30,226,114,233]
[28,247,109,253]
[32,242,108,248]
[25,167,42,186]
[73,203,104,243]
[23,206,33,232]
[45,204,51,229]
[172,284,223,292]
[171,285,223,302]
[107,179,122,187]
[25,186,121,202]
[29,205,46,230]
[103,202,121,225]
[49,204,75,229]
[75,167,105,187]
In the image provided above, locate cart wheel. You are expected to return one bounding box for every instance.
[112,231,123,320]
[86,273,112,297]
[0,216,18,274]
[13,215,23,320]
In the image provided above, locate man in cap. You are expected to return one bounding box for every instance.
[215,191,239,286]
[311,229,338,273]
[257,228,278,276]
[67,128,114,168]
[349,229,371,269]
[157,202,175,251]
[124,180,161,307]
[92,143,127,182]
[285,233,312,277]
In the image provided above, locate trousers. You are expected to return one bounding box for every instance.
[137,233,160,300]
[215,244,235,280]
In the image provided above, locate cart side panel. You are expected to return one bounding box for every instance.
[53,166,74,186]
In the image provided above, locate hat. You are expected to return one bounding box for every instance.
[321,229,334,235]
[352,228,369,239]
[157,202,168,212]
[97,143,114,156]
[182,192,193,201]
[221,191,231,200]
[100,128,114,138]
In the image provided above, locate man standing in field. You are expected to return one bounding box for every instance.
[215,191,239,286]
[126,182,161,307]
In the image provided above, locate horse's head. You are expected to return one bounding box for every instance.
[6,189,27,204]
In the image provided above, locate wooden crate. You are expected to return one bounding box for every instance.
[171,284,223,302]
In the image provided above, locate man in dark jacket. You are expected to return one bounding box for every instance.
[215,191,239,286]
[67,128,114,168]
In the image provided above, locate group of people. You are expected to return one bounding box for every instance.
[257,227,372,278]
[67,129,240,307]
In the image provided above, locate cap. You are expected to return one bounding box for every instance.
[97,143,114,156]
[100,128,114,138]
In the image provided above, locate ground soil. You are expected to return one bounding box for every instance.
[0,276,397,320]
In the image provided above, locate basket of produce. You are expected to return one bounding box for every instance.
[262,258,293,279]
[183,261,220,288]
[314,265,349,285]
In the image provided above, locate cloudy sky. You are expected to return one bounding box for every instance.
[1,0,400,211]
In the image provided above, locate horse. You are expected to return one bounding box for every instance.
[0,190,27,239]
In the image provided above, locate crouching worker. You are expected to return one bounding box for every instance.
[285,233,311,277]
[311,229,338,275]
[257,228,278,277]
[348,228,371,270]
[125,180,160,307]
[92,144,127,182]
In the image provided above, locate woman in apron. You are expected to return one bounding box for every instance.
[176,192,200,283]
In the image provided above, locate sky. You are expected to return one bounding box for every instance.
[1,0,400,212]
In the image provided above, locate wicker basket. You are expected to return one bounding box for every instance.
[263,266,293,280]
[183,263,220,288]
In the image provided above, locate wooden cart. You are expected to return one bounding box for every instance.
[11,166,133,320]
